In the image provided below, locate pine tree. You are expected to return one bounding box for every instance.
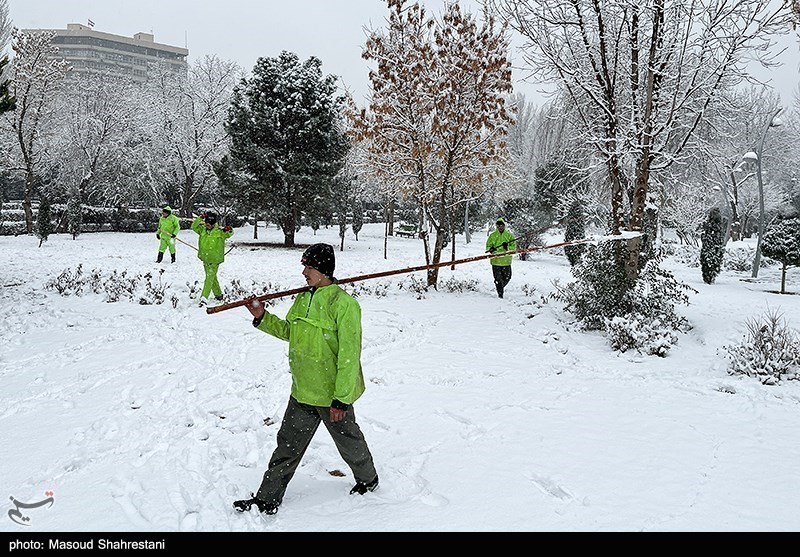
[564,199,587,267]
[761,216,800,294]
[66,196,82,240]
[700,207,725,284]
[225,51,348,247]
[35,196,53,247]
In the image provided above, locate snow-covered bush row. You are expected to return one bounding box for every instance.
[722,309,800,385]
[0,204,247,236]
[44,265,179,306]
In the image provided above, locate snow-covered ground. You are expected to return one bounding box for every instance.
[2,222,799,532]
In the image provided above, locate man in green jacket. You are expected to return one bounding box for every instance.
[233,243,379,516]
[190,211,233,306]
[486,217,517,299]
[156,206,180,263]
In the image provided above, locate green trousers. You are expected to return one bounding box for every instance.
[201,262,222,299]
[256,396,378,507]
[158,237,176,255]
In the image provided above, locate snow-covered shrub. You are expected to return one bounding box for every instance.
[723,246,757,271]
[222,279,280,307]
[347,281,391,298]
[103,270,138,302]
[439,277,480,293]
[722,309,800,385]
[700,207,724,284]
[399,275,428,299]
[45,265,86,296]
[138,270,169,305]
[604,314,679,357]
[553,242,694,354]
[671,243,700,268]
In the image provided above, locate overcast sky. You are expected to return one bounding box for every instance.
[7,0,799,107]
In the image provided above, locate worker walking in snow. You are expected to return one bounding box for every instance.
[486,217,517,298]
[191,212,233,306]
[156,205,180,263]
[233,243,379,516]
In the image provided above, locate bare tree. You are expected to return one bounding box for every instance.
[150,55,242,217]
[355,0,514,286]
[487,0,793,279]
[48,72,145,208]
[6,29,70,233]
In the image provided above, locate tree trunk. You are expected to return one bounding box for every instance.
[781,263,787,294]
[282,211,295,247]
[180,174,194,218]
[23,171,34,234]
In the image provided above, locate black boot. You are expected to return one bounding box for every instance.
[170,253,176,263]
[233,494,278,515]
[156,252,164,263]
[350,476,379,495]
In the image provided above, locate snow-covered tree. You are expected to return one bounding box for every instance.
[356,1,514,286]
[761,216,800,294]
[151,55,241,217]
[700,207,725,284]
[6,28,70,233]
[48,72,145,207]
[66,192,82,240]
[226,51,347,246]
[35,195,52,247]
[488,0,793,280]
[564,198,587,267]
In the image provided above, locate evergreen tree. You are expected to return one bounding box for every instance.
[66,196,82,240]
[700,207,725,284]
[35,196,52,247]
[564,198,587,266]
[761,216,800,294]
[225,51,348,246]
[352,200,364,241]
[0,56,16,114]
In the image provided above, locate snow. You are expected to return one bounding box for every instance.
[2,222,800,532]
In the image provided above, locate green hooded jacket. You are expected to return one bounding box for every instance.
[255,283,366,407]
[158,210,180,239]
[486,218,517,266]
[191,216,233,264]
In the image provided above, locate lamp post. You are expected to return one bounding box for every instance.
[749,107,782,278]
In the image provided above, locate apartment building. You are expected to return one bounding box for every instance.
[28,23,188,82]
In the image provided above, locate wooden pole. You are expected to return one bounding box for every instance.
[206,236,599,315]
[159,228,198,252]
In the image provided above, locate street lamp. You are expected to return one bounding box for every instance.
[748,107,782,278]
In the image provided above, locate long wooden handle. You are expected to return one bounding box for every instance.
[205,237,598,315]
[158,228,198,251]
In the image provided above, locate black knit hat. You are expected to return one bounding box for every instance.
[301,243,335,278]
[205,212,218,225]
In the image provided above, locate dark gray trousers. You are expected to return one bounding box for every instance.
[492,265,512,297]
[256,396,378,506]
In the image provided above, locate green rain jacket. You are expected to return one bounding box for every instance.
[191,216,233,264]
[255,283,366,407]
[486,218,517,267]
[158,211,180,240]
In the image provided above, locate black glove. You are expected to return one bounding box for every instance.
[502,242,508,250]
[155,232,160,239]
[171,233,176,238]
[488,246,497,253]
